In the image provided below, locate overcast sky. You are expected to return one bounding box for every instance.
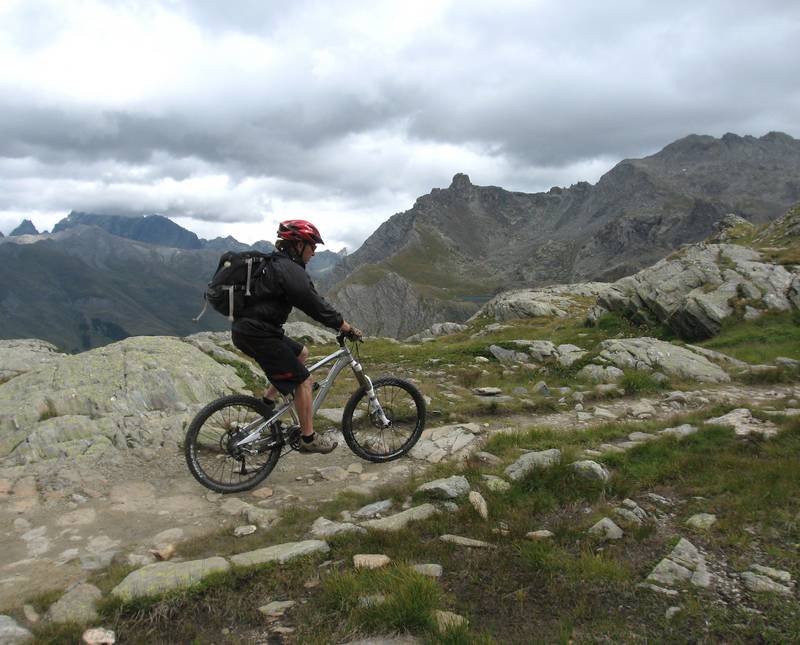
[1,0,798,250]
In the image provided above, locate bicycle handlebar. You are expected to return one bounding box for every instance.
[337,330,363,346]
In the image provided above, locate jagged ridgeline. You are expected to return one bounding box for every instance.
[325,132,800,337]
[2,132,800,349]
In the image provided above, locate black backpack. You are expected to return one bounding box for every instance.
[194,251,273,322]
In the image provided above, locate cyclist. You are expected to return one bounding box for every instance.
[231,219,362,454]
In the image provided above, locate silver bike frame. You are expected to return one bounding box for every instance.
[233,340,390,448]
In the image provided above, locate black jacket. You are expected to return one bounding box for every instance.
[232,249,343,336]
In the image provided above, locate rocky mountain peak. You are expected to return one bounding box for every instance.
[449,173,473,191]
[10,219,39,236]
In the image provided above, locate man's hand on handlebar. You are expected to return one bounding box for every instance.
[340,320,363,341]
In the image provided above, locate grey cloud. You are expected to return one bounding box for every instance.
[1,0,799,245]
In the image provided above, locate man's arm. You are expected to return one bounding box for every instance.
[280,262,344,330]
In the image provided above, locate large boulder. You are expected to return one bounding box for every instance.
[474,283,614,322]
[595,238,799,340]
[0,336,244,462]
[597,338,730,383]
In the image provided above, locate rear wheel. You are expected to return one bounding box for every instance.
[184,395,281,493]
[341,377,425,462]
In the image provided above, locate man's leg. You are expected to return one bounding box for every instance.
[264,346,309,401]
[293,376,314,437]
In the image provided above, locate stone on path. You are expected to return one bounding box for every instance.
[112,556,230,600]
[473,387,502,396]
[258,600,296,617]
[705,408,779,438]
[637,582,679,597]
[570,460,611,483]
[316,466,349,482]
[526,530,554,540]
[750,564,792,583]
[659,424,698,440]
[505,448,561,481]
[686,513,717,530]
[628,432,657,442]
[234,525,257,537]
[0,615,33,645]
[481,475,511,493]
[310,517,366,539]
[646,538,711,589]
[439,534,493,548]
[352,499,393,519]
[46,583,102,624]
[82,628,116,644]
[416,475,470,499]
[588,518,623,540]
[435,609,468,632]
[354,554,391,569]
[474,451,502,466]
[613,508,643,527]
[469,491,489,520]
[412,563,443,578]
[230,540,329,568]
[340,636,421,645]
[360,504,437,531]
[741,572,793,595]
[647,559,692,587]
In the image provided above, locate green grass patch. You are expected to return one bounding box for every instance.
[620,369,669,395]
[701,310,800,363]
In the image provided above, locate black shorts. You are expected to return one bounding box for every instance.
[231,328,310,396]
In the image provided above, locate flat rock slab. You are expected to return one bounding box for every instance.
[46,583,102,624]
[340,636,421,645]
[354,554,391,569]
[705,408,779,438]
[412,563,443,578]
[686,513,717,530]
[230,540,329,568]
[311,517,366,538]
[505,449,561,481]
[741,571,793,595]
[416,475,470,499]
[112,556,230,600]
[360,504,437,531]
[588,518,623,540]
[570,460,611,483]
[352,499,393,519]
[439,534,493,548]
[258,600,296,617]
[0,615,33,645]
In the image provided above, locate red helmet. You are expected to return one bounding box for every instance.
[277,219,324,245]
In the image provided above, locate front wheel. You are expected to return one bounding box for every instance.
[185,394,280,493]
[341,377,426,462]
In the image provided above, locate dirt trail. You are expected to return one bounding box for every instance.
[1,383,798,610]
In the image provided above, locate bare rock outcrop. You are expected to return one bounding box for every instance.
[474,283,614,322]
[0,336,243,463]
[593,208,800,340]
[597,338,730,383]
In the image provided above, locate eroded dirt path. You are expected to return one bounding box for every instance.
[1,382,798,610]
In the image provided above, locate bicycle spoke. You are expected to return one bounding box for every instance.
[186,396,281,493]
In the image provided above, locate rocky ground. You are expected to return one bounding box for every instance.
[1,376,797,620]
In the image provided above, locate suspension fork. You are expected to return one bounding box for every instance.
[349,354,392,428]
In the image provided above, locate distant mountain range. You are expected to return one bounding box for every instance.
[325,131,800,337]
[2,131,799,348]
[0,213,346,351]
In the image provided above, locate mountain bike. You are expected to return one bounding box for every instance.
[185,333,426,493]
